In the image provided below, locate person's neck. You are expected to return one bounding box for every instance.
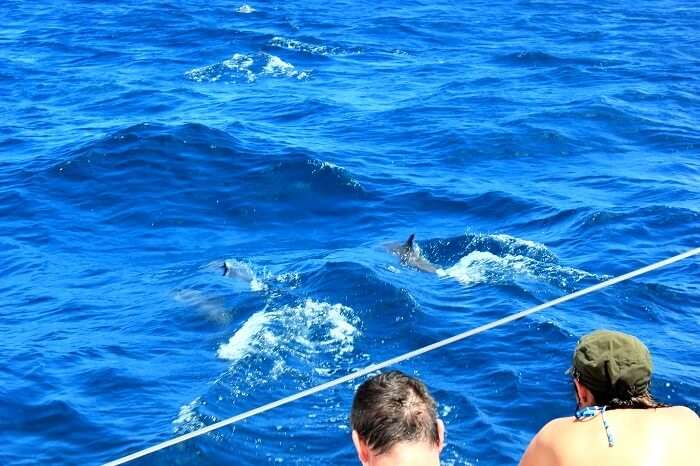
[368,442,440,466]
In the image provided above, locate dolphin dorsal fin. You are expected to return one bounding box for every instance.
[404,233,416,249]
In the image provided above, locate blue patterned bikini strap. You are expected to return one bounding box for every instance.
[575,405,616,447]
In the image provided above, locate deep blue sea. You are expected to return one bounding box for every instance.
[1,1,699,464]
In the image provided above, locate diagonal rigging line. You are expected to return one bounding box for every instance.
[104,246,700,466]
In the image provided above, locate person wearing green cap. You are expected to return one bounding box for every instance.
[519,330,699,466]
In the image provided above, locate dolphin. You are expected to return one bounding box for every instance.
[390,234,441,274]
[174,289,232,324]
[220,259,266,291]
[222,259,255,281]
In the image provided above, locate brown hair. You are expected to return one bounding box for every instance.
[572,368,668,410]
[350,371,440,454]
[588,387,668,410]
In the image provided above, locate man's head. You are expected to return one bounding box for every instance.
[570,330,665,409]
[350,371,445,466]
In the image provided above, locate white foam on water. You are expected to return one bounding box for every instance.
[262,55,294,75]
[223,53,257,82]
[544,262,599,289]
[491,233,547,252]
[217,299,359,365]
[326,304,357,355]
[249,278,265,292]
[216,309,275,362]
[172,397,228,440]
[445,251,522,285]
[184,63,223,83]
[222,53,254,68]
[442,455,474,466]
[464,232,559,263]
[316,160,341,170]
[172,397,205,432]
[440,404,453,417]
[261,54,310,80]
[237,4,255,13]
[268,36,360,56]
[185,53,310,83]
[275,271,301,288]
[444,249,594,288]
[490,233,559,262]
[308,159,361,188]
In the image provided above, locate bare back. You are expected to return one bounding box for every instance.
[520,407,700,466]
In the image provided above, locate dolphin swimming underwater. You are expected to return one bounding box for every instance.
[390,234,442,274]
[174,289,232,324]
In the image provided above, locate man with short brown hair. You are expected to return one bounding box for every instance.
[350,370,445,466]
[519,330,699,466]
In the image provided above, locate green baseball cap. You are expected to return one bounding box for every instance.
[571,330,652,398]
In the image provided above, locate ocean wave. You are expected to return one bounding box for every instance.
[417,232,595,291]
[464,233,558,263]
[2,397,111,463]
[387,190,544,220]
[526,99,680,137]
[297,261,421,325]
[580,206,700,229]
[494,50,624,68]
[38,123,367,227]
[307,159,362,189]
[569,206,700,251]
[185,53,310,83]
[509,207,587,230]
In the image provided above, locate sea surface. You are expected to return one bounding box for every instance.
[1,1,699,464]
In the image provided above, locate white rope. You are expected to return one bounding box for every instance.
[104,246,700,466]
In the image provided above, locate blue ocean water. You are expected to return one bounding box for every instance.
[1,0,699,464]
